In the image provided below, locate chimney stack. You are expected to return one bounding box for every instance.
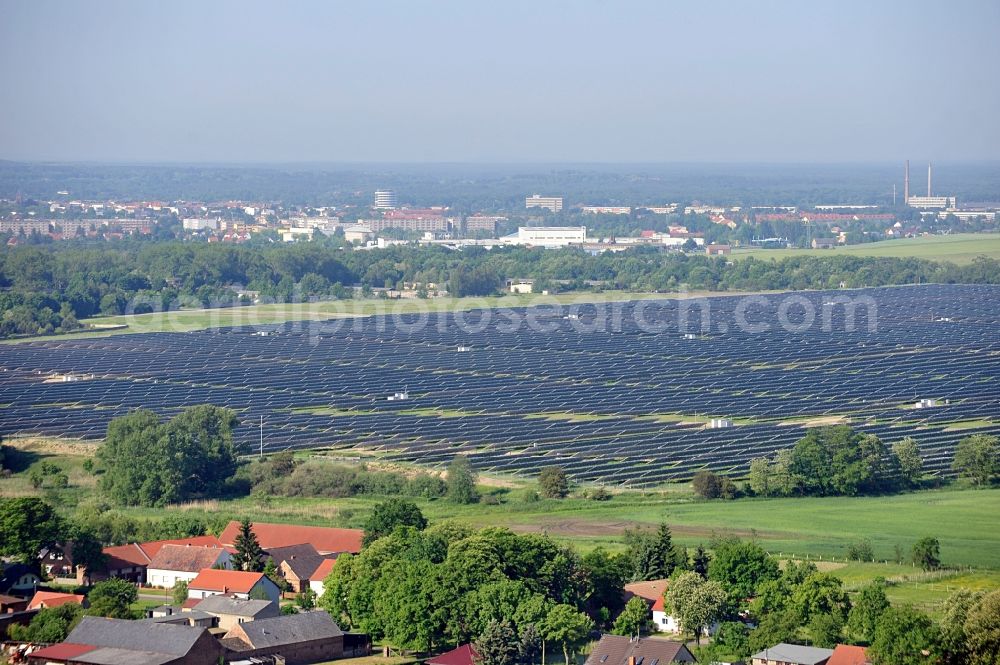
[927,162,932,197]
[904,160,910,203]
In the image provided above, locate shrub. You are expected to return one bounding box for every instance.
[847,539,875,562]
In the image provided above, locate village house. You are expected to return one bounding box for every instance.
[90,535,225,585]
[221,610,344,664]
[751,643,834,665]
[142,606,218,629]
[27,615,225,665]
[146,544,232,588]
[187,569,281,603]
[27,591,85,611]
[0,564,42,596]
[39,543,78,579]
[0,594,29,614]
[191,595,280,631]
[584,634,696,665]
[826,644,870,665]
[428,643,479,665]
[309,558,338,598]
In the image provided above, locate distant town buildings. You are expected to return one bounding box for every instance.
[581,206,631,215]
[465,215,505,234]
[908,196,957,209]
[374,189,398,209]
[366,208,451,232]
[182,218,219,231]
[525,194,563,212]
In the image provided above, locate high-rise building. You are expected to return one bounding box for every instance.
[525,194,563,212]
[374,190,398,210]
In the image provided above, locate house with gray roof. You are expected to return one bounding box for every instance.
[222,610,344,664]
[146,544,231,589]
[192,594,279,631]
[583,634,695,665]
[752,643,834,665]
[30,615,224,665]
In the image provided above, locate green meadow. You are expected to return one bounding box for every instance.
[731,233,1000,264]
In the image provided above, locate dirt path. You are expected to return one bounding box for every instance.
[4,435,98,457]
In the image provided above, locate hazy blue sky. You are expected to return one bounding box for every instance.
[2,0,998,163]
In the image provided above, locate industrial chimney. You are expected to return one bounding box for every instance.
[927,163,932,197]
[904,160,910,203]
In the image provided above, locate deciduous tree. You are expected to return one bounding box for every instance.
[447,455,479,504]
[952,434,999,487]
[0,497,65,563]
[87,578,138,619]
[847,579,890,642]
[666,572,728,644]
[171,580,189,605]
[708,538,779,604]
[870,606,939,665]
[892,437,924,487]
[912,537,941,571]
[541,604,593,665]
[538,466,569,499]
[363,498,427,546]
[963,590,1000,665]
[610,596,652,636]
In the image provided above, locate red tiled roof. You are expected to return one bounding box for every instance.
[651,596,665,612]
[102,543,150,568]
[28,591,85,610]
[828,644,870,665]
[310,557,337,582]
[140,535,224,559]
[623,578,669,604]
[219,521,363,555]
[189,569,266,594]
[428,643,478,665]
[101,536,224,569]
[147,544,228,573]
[26,642,96,660]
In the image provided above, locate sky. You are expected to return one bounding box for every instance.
[1,0,999,163]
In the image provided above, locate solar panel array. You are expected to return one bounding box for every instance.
[1,284,998,487]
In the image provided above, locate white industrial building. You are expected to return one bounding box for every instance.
[581,206,631,215]
[907,196,956,209]
[938,210,995,221]
[515,226,586,247]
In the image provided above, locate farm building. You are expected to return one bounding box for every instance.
[584,634,695,665]
[187,569,281,604]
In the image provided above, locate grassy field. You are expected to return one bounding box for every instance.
[111,484,1000,570]
[3,437,998,612]
[732,233,1000,264]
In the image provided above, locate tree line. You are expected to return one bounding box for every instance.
[3,237,1000,337]
[689,426,999,500]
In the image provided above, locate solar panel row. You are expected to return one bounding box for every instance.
[0,284,997,487]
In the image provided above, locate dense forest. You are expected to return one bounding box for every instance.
[2,238,999,338]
